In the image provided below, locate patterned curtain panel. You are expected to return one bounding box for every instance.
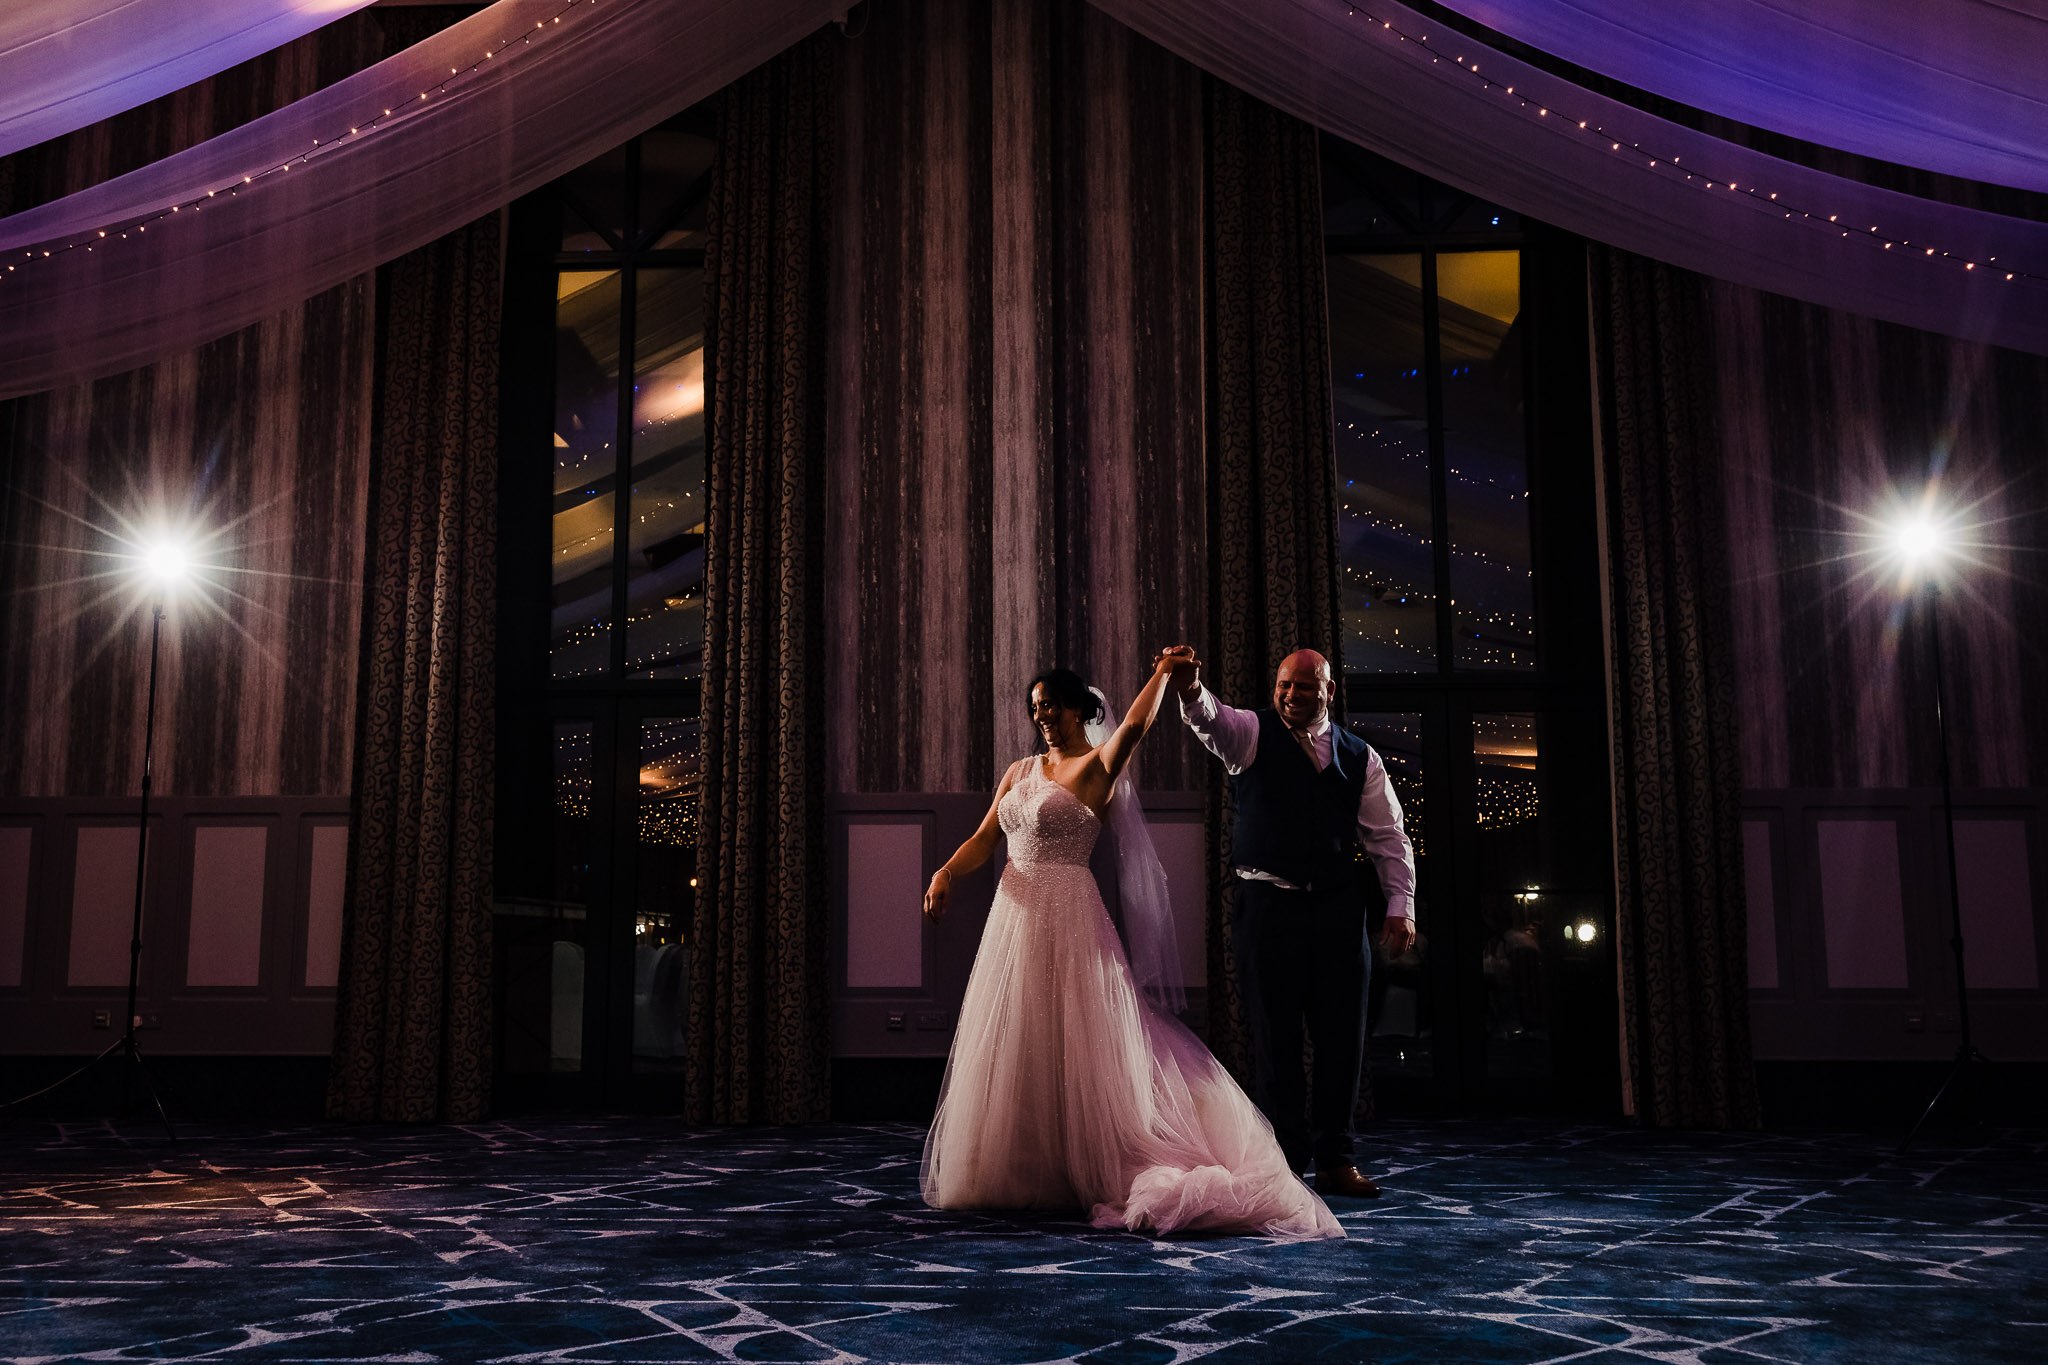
[1588,244,1761,1129]
[327,214,501,1124]
[1199,79,1343,1089]
[688,31,838,1125]
[821,0,1213,797]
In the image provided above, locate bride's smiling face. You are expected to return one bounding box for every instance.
[1030,684,1084,751]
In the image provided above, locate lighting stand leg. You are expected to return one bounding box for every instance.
[0,602,185,1139]
[1900,584,1988,1155]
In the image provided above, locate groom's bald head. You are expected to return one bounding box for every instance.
[1273,650,1335,728]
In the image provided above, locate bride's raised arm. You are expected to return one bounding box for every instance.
[1094,647,1193,786]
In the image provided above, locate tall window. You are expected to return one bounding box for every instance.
[497,111,716,1107]
[1329,235,1533,670]
[1323,137,1617,1109]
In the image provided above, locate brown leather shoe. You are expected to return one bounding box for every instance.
[1315,1164,1383,1198]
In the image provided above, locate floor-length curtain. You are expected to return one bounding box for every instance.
[821,0,1212,798]
[1200,78,1343,1087]
[1589,244,1761,1129]
[687,31,837,1125]
[326,213,500,1124]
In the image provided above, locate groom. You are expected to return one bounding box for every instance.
[1162,645,1415,1198]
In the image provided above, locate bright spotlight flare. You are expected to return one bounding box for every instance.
[119,527,208,601]
[140,537,192,585]
[1880,494,1963,588]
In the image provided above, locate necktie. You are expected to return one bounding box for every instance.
[1291,726,1319,768]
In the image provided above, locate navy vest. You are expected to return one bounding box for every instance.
[1229,709,1375,893]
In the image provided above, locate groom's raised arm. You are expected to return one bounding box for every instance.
[1178,682,1260,775]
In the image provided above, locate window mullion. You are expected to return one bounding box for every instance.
[1422,248,1452,674]
[610,140,641,680]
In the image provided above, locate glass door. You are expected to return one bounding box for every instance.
[1326,134,1618,1113]
[494,111,715,1110]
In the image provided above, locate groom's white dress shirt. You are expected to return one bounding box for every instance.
[1180,683,1416,923]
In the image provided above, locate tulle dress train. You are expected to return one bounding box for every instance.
[921,762,1342,1240]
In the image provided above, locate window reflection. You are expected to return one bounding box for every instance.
[634,717,697,1071]
[1349,713,1430,1080]
[495,721,593,1075]
[1331,255,1436,674]
[552,270,622,679]
[626,269,706,679]
[1472,712,1550,1079]
[1439,251,1534,670]
[637,127,715,250]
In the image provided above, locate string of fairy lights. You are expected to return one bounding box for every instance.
[4,0,609,284]
[1334,1,2046,287]
[6,0,2037,291]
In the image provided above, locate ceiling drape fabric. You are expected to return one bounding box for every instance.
[0,0,844,399]
[1090,0,2048,357]
[1436,0,2048,193]
[0,0,380,159]
[6,0,2047,394]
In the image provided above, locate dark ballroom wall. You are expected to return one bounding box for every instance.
[1710,284,2048,1065]
[0,8,485,801]
[1714,285,2048,791]
[0,22,390,801]
[0,10,471,1063]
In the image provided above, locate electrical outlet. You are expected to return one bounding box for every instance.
[91,1010,111,1030]
[1931,1006,1959,1033]
[915,1011,950,1031]
[885,1011,906,1032]
[137,1013,161,1030]
[1903,1009,1926,1033]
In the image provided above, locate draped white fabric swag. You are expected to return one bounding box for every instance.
[0,0,379,158]
[1093,0,2048,357]
[4,0,2048,399]
[0,0,844,398]
[1439,0,2048,193]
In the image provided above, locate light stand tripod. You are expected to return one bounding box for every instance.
[1900,579,1987,1152]
[0,600,183,1139]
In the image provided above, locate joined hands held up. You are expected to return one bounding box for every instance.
[1151,644,1202,699]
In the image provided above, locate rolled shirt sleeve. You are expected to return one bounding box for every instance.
[1357,747,1416,923]
[1178,682,1260,773]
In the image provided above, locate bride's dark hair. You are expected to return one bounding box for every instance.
[1026,667,1103,724]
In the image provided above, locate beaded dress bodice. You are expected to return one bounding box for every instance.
[1000,762,1101,870]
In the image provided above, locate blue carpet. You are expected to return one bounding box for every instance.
[1,1118,2042,1362]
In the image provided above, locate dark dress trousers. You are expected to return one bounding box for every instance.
[1229,708,1386,1170]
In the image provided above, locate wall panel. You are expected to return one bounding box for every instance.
[1816,818,1909,991]
[0,825,31,988]
[1741,818,1778,991]
[303,821,348,990]
[1747,790,2047,1060]
[844,821,928,991]
[1,797,345,1054]
[185,824,270,988]
[1954,818,2039,990]
[68,824,149,988]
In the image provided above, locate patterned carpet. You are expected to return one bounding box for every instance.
[1,1118,2042,1363]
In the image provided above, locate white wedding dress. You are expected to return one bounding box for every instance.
[921,760,1343,1240]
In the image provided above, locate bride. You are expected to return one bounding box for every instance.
[919,650,1342,1239]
